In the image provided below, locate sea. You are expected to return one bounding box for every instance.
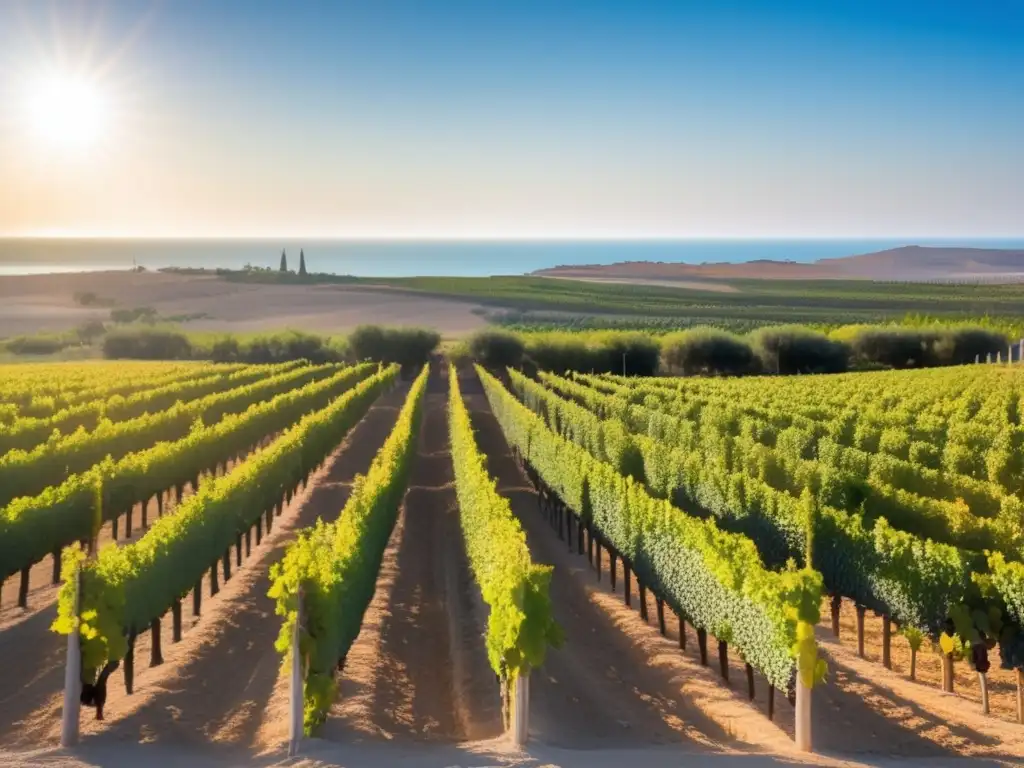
[1,238,1023,277]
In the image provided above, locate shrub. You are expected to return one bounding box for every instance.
[523,331,659,376]
[210,337,240,363]
[850,326,1009,369]
[73,291,115,307]
[661,327,759,376]
[525,334,592,374]
[749,326,849,374]
[75,321,107,342]
[110,306,158,324]
[348,325,441,369]
[4,335,74,355]
[592,332,661,376]
[934,326,1008,366]
[468,329,525,370]
[232,331,339,364]
[103,329,193,360]
[850,327,937,368]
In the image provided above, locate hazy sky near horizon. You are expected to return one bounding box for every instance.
[1,0,1022,239]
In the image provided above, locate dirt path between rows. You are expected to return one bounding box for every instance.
[0,385,409,753]
[322,368,502,744]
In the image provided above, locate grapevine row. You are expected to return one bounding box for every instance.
[599,367,1024,495]
[538,370,1024,669]
[0,362,352,508]
[0,363,376,583]
[448,365,560,685]
[0,361,301,455]
[576,373,1019,554]
[2,362,230,416]
[269,365,427,732]
[523,369,978,632]
[477,365,824,693]
[54,363,401,681]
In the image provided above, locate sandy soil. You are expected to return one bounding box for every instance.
[6,740,1009,768]
[813,598,1024,756]
[0,388,407,751]
[323,371,502,744]
[0,271,488,337]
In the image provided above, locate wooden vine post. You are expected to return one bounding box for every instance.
[18,566,30,608]
[882,616,892,669]
[855,605,866,658]
[60,566,82,747]
[972,641,991,715]
[512,670,531,746]
[794,618,819,753]
[830,594,841,637]
[288,587,305,758]
[150,617,163,666]
[941,653,954,692]
[939,631,955,693]
[1016,669,1024,724]
[795,667,812,752]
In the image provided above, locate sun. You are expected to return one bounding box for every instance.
[25,72,108,150]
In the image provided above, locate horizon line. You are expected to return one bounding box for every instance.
[4,233,1024,242]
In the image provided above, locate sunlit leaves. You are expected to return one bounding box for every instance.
[479,365,821,692]
[449,366,561,680]
[269,365,426,734]
[53,364,400,679]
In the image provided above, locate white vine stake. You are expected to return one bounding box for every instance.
[511,671,530,746]
[60,566,81,747]
[795,673,812,752]
[288,587,304,757]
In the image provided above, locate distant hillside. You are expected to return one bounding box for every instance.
[533,245,1024,282]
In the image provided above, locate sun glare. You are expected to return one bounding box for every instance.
[25,73,107,150]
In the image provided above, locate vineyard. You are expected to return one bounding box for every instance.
[1,358,1024,766]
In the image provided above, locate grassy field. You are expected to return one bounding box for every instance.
[216,269,1024,331]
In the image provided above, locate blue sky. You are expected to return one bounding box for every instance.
[1,0,1022,237]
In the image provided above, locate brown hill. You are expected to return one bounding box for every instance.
[533,245,1024,282]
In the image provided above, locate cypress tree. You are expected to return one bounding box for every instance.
[279,249,288,272]
[298,249,307,276]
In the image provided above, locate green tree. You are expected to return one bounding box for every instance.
[299,249,308,276]
[279,249,288,272]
